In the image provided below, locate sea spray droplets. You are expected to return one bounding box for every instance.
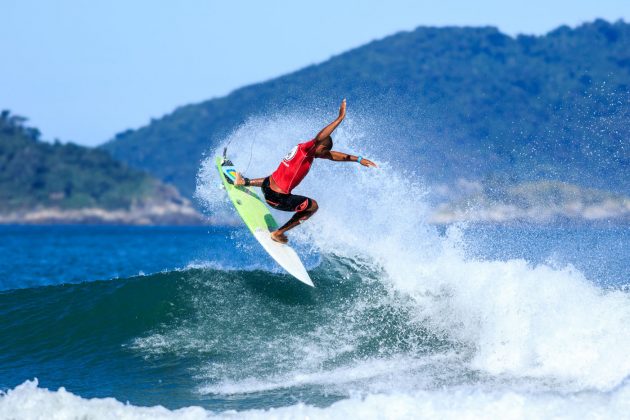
[195,113,630,392]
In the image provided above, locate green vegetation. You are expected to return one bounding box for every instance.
[0,111,161,211]
[103,19,629,198]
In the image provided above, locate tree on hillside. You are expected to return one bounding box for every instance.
[0,110,40,140]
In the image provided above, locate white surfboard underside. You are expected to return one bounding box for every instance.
[252,229,314,287]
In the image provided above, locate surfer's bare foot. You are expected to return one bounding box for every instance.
[234,172,245,186]
[270,231,288,244]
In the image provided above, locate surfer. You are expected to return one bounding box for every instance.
[234,99,377,244]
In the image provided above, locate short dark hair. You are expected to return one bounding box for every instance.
[320,135,333,150]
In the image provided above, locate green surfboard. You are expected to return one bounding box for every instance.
[216,156,314,286]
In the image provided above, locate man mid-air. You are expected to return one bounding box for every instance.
[234,99,377,244]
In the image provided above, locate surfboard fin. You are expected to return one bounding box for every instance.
[221,148,234,166]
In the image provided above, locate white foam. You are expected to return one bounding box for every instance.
[3,379,630,420]
[199,355,449,395]
[0,380,209,420]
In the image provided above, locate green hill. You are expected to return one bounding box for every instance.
[102,19,629,198]
[0,111,202,224]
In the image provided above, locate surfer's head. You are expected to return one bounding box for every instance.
[315,136,333,155]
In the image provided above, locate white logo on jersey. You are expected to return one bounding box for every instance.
[283,145,298,162]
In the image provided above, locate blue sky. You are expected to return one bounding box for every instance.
[2,0,628,146]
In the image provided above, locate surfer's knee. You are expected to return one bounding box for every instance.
[295,198,317,213]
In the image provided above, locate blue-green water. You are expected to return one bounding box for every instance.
[0,224,628,418]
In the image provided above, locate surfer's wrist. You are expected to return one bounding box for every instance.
[357,156,363,164]
[243,177,251,186]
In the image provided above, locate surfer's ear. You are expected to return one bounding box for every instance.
[315,144,331,156]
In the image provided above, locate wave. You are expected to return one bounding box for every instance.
[3,237,628,415]
[0,266,325,367]
[196,114,630,393]
[1,258,468,412]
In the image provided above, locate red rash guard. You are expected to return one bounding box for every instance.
[271,139,317,194]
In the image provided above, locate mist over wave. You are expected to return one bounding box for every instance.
[196,113,630,393]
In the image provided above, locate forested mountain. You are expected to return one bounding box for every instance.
[103,19,629,198]
[0,111,201,224]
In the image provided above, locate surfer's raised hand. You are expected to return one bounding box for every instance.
[315,100,347,141]
[359,157,377,168]
[338,99,347,120]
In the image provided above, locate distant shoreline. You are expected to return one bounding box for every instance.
[1,209,626,227]
[429,204,630,225]
[0,205,209,226]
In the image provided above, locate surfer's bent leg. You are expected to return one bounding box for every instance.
[260,177,318,243]
[277,199,318,232]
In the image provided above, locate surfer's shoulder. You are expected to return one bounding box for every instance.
[301,138,317,149]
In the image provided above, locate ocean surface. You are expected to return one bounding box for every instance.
[2,117,630,419]
[1,223,628,419]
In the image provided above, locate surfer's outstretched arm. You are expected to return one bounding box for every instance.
[316,150,378,167]
[314,99,346,141]
[234,173,264,187]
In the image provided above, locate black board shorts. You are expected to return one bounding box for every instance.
[261,177,312,212]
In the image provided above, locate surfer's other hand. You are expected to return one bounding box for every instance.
[234,172,245,186]
[360,158,377,168]
[338,99,346,119]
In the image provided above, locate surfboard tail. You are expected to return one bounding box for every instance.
[253,230,314,287]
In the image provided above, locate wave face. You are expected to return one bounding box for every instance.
[1,114,629,418]
[0,260,455,409]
